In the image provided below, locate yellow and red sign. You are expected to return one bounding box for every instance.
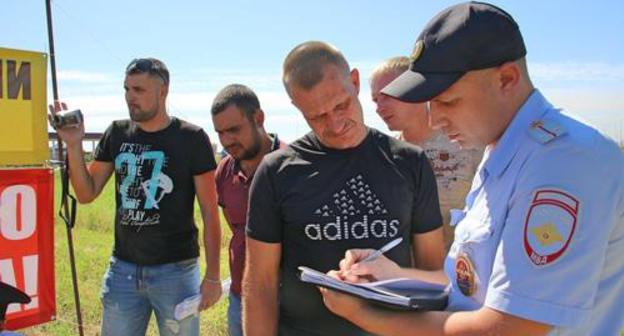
[0,47,48,165]
[0,168,55,330]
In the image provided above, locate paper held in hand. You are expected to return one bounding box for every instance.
[298,266,448,311]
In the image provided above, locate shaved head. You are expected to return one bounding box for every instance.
[282,41,350,95]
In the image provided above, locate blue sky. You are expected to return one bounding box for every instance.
[3,0,624,145]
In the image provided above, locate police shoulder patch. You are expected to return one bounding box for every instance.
[528,117,566,144]
[523,189,579,266]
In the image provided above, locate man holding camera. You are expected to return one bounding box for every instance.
[49,58,222,336]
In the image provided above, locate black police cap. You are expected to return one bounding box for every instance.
[382,1,526,103]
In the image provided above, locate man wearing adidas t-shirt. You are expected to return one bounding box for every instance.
[243,41,445,336]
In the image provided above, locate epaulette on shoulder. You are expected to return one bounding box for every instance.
[528,117,566,144]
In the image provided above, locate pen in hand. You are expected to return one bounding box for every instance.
[360,237,403,263]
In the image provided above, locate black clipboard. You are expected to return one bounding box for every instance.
[298,266,448,311]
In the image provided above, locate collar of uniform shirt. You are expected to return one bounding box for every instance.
[483,89,551,178]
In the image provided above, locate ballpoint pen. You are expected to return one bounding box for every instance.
[360,237,403,263]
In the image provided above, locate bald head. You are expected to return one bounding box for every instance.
[282,41,350,95]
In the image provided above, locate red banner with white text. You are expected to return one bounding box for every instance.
[0,168,55,330]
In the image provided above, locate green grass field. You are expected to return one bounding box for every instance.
[16,170,624,335]
[22,171,231,335]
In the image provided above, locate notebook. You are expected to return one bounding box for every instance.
[298,266,448,311]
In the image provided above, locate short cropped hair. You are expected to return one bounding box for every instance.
[211,84,261,120]
[370,56,410,84]
[125,57,170,86]
[282,41,350,94]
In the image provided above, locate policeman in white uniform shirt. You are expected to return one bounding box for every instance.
[319,2,624,335]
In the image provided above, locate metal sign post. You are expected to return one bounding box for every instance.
[44,1,84,335]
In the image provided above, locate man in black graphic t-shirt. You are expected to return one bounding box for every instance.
[49,58,221,336]
[243,41,445,336]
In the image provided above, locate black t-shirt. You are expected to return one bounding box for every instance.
[94,117,216,265]
[247,128,442,336]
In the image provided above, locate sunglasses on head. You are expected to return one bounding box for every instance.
[126,58,168,85]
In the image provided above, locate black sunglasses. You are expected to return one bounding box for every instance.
[126,58,169,85]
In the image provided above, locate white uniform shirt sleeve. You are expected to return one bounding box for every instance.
[484,142,614,328]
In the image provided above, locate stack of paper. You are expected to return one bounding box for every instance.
[298,266,448,310]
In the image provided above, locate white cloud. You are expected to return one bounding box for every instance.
[167,90,293,114]
[175,69,283,91]
[57,70,118,83]
[530,62,624,82]
[63,94,126,115]
[51,62,624,143]
[544,88,624,113]
[540,87,624,142]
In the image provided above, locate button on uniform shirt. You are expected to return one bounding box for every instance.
[444,90,624,334]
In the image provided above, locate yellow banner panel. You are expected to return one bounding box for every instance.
[0,47,48,165]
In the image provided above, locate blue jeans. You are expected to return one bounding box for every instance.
[227,292,243,336]
[100,256,200,336]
